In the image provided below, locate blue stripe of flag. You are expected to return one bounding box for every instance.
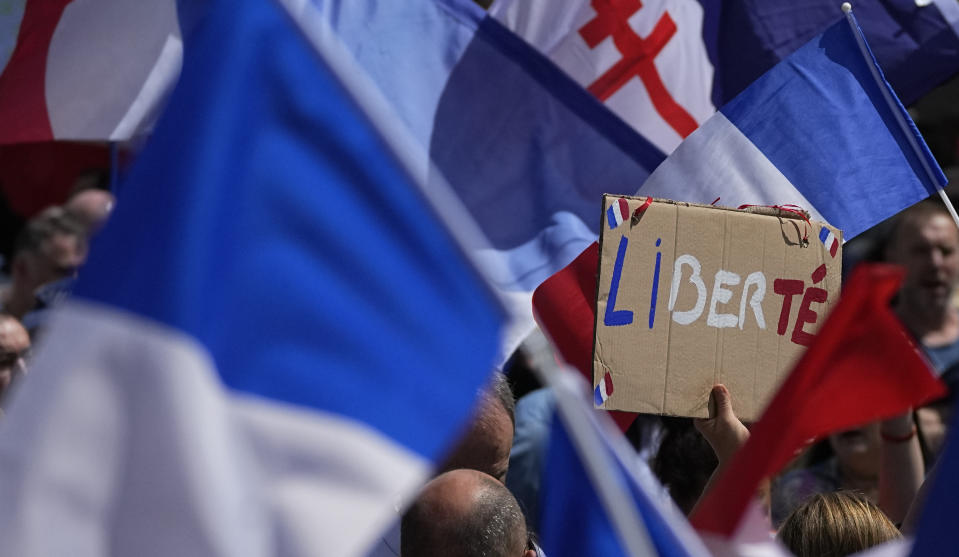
[429,6,665,289]
[819,227,830,244]
[73,0,503,461]
[720,18,944,240]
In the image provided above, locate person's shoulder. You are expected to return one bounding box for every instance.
[924,333,959,367]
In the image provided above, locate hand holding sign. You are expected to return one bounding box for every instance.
[691,384,769,523]
[694,384,749,466]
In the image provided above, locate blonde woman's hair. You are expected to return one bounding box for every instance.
[778,491,901,557]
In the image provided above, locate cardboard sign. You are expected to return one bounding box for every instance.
[593,196,842,420]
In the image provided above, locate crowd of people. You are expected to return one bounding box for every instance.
[376,198,959,556]
[0,176,956,557]
[0,181,113,407]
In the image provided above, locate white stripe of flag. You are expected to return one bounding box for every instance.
[819,227,838,257]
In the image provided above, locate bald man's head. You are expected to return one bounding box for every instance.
[402,469,531,557]
[65,189,115,234]
[0,315,29,399]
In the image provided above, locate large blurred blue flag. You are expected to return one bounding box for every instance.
[0,0,504,555]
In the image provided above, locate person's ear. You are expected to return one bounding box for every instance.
[523,550,537,557]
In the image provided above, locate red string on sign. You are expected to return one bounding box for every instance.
[738,203,812,245]
[633,196,653,217]
[631,196,654,226]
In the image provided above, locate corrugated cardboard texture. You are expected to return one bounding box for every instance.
[593,196,842,420]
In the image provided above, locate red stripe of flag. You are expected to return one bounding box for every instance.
[0,0,72,144]
[603,372,614,397]
[532,243,637,431]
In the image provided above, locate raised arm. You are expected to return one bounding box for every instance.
[878,411,924,526]
[690,385,766,517]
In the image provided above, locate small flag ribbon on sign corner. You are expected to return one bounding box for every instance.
[594,371,614,406]
[606,198,629,229]
[630,196,653,226]
[819,227,839,257]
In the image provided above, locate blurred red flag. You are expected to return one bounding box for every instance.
[690,263,948,536]
[532,242,637,431]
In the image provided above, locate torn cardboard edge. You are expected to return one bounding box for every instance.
[630,197,813,220]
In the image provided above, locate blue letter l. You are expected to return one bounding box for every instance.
[604,236,634,327]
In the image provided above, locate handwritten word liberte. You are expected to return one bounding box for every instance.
[604,237,830,347]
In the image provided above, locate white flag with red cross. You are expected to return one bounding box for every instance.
[491,0,716,155]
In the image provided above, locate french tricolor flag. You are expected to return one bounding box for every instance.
[0,0,506,554]
[633,10,944,242]
[819,227,839,258]
[606,198,629,230]
[594,371,614,406]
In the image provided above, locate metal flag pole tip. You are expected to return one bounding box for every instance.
[841,2,852,13]
[936,188,959,232]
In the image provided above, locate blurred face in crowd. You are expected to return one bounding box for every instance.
[886,212,959,319]
[0,317,29,398]
[19,232,87,295]
[828,422,881,480]
[440,397,513,484]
